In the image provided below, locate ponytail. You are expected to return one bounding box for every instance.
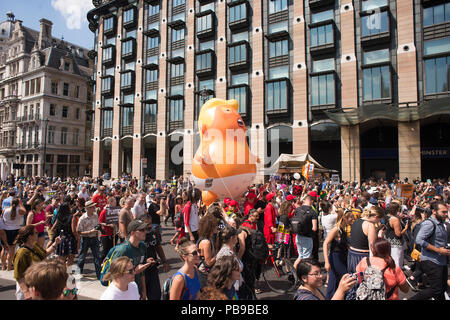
[10,198,19,220]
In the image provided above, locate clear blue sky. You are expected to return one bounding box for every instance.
[1,0,95,49]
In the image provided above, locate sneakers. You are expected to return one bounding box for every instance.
[406,276,419,292]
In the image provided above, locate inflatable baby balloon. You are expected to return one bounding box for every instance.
[192,98,260,206]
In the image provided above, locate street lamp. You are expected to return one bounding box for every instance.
[199,85,210,106]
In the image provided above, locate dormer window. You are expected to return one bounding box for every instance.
[64,62,70,71]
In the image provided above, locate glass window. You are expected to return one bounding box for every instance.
[312,58,335,73]
[200,2,215,12]
[123,8,135,24]
[361,11,389,37]
[102,101,113,130]
[199,40,214,51]
[196,52,212,70]
[363,66,391,100]
[231,73,248,85]
[197,14,212,32]
[361,0,388,11]
[169,99,184,122]
[228,86,247,114]
[229,44,247,63]
[106,37,115,45]
[231,31,248,43]
[103,47,113,61]
[148,21,159,31]
[144,103,157,124]
[125,29,137,39]
[424,56,450,94]
[147,36,159,49]
[124,61,135,71]
[121,108,134,127]
[147,55,159,65]
[122,39,134,55]
[173,0,185,7]
[229,3,246,23]
[172,28,185,42]
[311,9,334,23]
[269,65,289,80]
[146,69,158,83]
[171,84,184,96]
[269,21,288,34]
[172,48,185,58]
[148,4,160,16]
[122,93,134,104]
[311,24,333,47]
[363,48,390,64]
[172,12,185,22]
[171,63,184,77]
[104,16,114,31]
[62,106,68,118]
[424,37,450,55]
[269,39,289,57]
[267,80,288,111]
[423,3,450,26]
[199,79,214,91]
[121,72,133,88]
[269,0,288,14]
[63,83,69,96]
[311,74,335,105]
[145,89,157,100]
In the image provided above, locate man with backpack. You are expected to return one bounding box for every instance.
[292,195,318,270]
[100,219,160,300]
[409,201,450,300]
[238,209,269,299]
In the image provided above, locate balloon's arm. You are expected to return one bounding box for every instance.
[198,141,213,165]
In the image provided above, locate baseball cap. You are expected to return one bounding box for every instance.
[228,200,238,207]
[308,191,319,198]
[286,194,296,201]
[246,192,257,199]
[224,198,231,205]
[266,192,276,202]
[127,219,149,233]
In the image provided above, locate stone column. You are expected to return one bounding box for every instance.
[250,0,266,184]
[397,0,420,181]
[340,0,360,182]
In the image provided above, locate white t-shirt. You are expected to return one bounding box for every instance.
[184,203,199,233]
[78,191,89,201]
[2,207,22,230]
[100,281,140,300]
[131,202,146,220]
[321,213,337,238]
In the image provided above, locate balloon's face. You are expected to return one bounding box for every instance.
[199,100,246,139]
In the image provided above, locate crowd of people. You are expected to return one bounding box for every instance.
[0,173,449,301]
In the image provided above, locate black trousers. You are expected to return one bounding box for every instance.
[145,267,161,300]
[312,230,319,261]
[409,260,448,300]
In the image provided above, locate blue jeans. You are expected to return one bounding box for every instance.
[77,237,101,279]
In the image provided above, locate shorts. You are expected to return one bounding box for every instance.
[5,229,19,246]
[295,235,313,259]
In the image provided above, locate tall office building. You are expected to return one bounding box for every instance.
[88,0,450,183]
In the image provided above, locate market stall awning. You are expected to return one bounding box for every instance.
[324,97,450,126]
[267,153,337,174]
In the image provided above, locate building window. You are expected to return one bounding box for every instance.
[229,3,247,24]
[104,16,114,32]
[362,48,391,101]
[76,108,80,120]
[61,128,68,145]
[103,46,113,62]
[361,11,389,37]
[149,4,160,16]
[231,73,248,85]
[122,39,134,57]
[123,8,135,25]
[196,52,212,71]
[147,36,159,50]
[106,36,116,46]
[424,3,450,27]
[231,31,248,43]
[425,56,450,95]
[146,69,158,83]
[169,99,184,122]
[173,0,185,7]
[50,104,56,116]
[199,40,214,51]
[121,107,134,130]
[269,65,289,80]
[229,43,247,64]
[361,0,388,11]
[311,74,335,106]
[171,84,184,96]
[143,103,157,125]
[48,126,55,144]
[102,77,113,94]
[172,12,185,22]
[269,21,288,34]
[266,79,288,112]
[122,93,134,105]
[311,24,333,47]
[197,14,212,33]
[63,83,69,96]
[62,106,68,118]
[171,63,184,77]
[51,81,58,95]
[269,0,288,14]
[172,28,185,42]
[121,72,133,89]
[269,39,289,58]
[228,86,247,114]
[73,129,79,146]
[200,2,215,12]
[311,9,334,23]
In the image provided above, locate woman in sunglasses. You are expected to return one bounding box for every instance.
[170,238,201,300]
[100,256,140,300]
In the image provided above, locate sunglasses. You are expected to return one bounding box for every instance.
[188,250,200,257]
[63,288,78,297]
[125,267,136,274]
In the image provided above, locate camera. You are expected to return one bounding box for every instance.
[415,206,425,214]
[94,224,103,231]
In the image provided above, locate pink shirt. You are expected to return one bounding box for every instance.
[31,210,46,233]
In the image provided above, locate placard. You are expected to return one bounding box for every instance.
[105,206,121,226]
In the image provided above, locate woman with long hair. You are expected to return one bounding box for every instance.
[355,237,409,300]
[13,225,60,300]
[100,256,140,300]
[322,208,354,299]
[169,238,202,300]
[26,198,48,248]
[197,214,219,288]
[2,197,26,270]
[204,255,242,300]
[52,202,78,267]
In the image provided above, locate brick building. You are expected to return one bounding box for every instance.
[87,0,450,183]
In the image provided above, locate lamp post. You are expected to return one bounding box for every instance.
[42,118,49,177]
[199,85,209,106]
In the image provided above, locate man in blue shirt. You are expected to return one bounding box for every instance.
[410,201,449,300]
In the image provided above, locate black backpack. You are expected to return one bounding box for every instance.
[291,206,312,237]
[244,228,269,262]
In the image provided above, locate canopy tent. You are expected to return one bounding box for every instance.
[267,153,338,174]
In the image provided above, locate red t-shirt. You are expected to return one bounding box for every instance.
[242,219,257,230]
[98,208,114,237]
[264,203,277,244]
[356,257,406,300]
[92,194,107,210]
[244,201,254,216]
